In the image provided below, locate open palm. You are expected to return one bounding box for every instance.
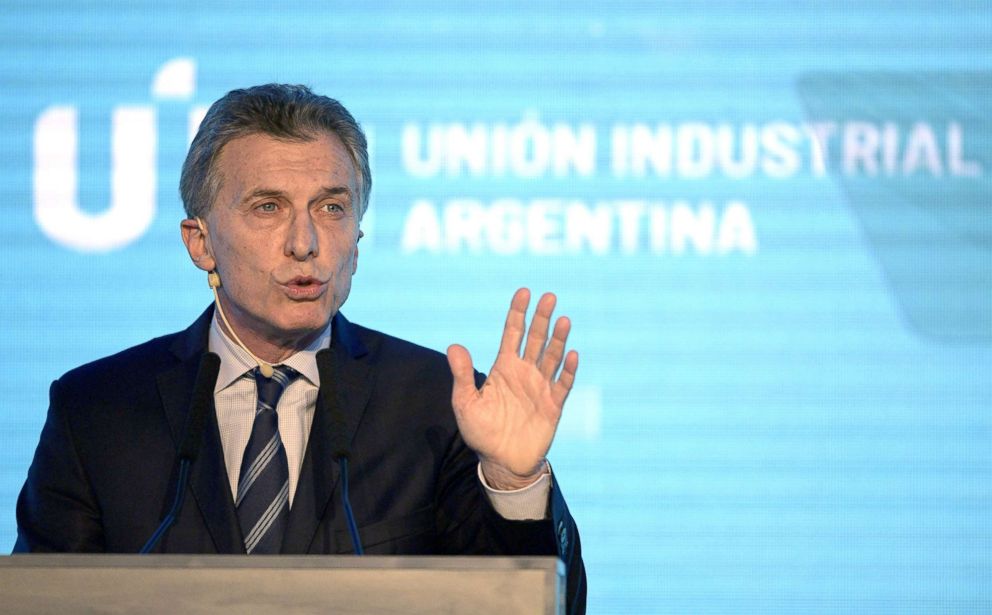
[447,288,579,490]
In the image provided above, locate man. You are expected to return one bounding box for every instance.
[15,84,586,612]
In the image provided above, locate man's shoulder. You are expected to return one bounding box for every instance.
[55,329,188,394]
[340,316,485,387]
[56,307,211,392]
[345,319,449,367]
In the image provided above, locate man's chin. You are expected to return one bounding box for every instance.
[274,312,334,338]
[243,303,331,344]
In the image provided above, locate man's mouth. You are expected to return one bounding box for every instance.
[281,276,327,299]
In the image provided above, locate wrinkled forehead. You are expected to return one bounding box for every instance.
[210,131,360,203]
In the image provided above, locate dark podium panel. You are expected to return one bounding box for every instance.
[0,554,564,614]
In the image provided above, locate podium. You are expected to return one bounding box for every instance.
[0,554,564,614]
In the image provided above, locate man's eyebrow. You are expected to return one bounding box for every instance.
[308,186,352,207]
[239,186,352,205]
[241,188,285,203]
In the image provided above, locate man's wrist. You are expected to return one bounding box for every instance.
[477,462,552,520]
[479,458,550,491]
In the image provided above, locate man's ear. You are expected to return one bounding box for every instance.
[180,218,216,273]
[352,229,362,275]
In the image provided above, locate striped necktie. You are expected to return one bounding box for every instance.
[237,365,297,554]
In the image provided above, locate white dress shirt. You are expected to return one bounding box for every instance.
[208,314,550,519]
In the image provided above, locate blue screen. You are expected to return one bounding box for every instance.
[2,2,991,612]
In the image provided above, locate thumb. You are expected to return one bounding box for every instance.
[446,344,477,406]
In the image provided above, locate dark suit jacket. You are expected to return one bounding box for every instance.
[15,307,585,613]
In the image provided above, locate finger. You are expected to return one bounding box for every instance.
[551,350,579,408]
[539,316,571,379]
[523,292,556,362]
[446,344,478,409]
[498,288,531,356]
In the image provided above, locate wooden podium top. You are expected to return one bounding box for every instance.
[1,554,565,614]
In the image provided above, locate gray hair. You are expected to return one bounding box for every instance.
[180,84,371,220]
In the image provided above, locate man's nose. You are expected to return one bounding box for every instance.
[285,210,318,260]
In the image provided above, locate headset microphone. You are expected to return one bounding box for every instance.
[197,217,275,378]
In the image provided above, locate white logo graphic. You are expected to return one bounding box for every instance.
[33,58,201,252]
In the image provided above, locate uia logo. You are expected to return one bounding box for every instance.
[33,58,206,252]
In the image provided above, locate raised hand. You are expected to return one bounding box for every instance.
[446,288,579,490]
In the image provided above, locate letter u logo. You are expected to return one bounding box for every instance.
[33,105,157,252]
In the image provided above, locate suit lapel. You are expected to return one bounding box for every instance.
[283,312,373,554]
[159,306,243,554]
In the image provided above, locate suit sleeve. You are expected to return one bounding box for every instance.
[434,372,587,614]
[480,473,587,615]
[13,379,105,552]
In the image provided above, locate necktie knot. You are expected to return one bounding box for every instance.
[253,365,298,412]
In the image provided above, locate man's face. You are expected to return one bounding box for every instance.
[186,132,360,350]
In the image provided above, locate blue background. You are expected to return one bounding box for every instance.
[2,2,991,612]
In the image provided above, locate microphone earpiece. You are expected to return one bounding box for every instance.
[195,217,274,378]
[195,217,218,289]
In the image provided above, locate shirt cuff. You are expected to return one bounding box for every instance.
[477,462,551,521]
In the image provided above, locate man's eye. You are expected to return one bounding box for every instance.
[257,202,278,213]
[321,203,344,213]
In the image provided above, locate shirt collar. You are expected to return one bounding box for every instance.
[208,312,331,393]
